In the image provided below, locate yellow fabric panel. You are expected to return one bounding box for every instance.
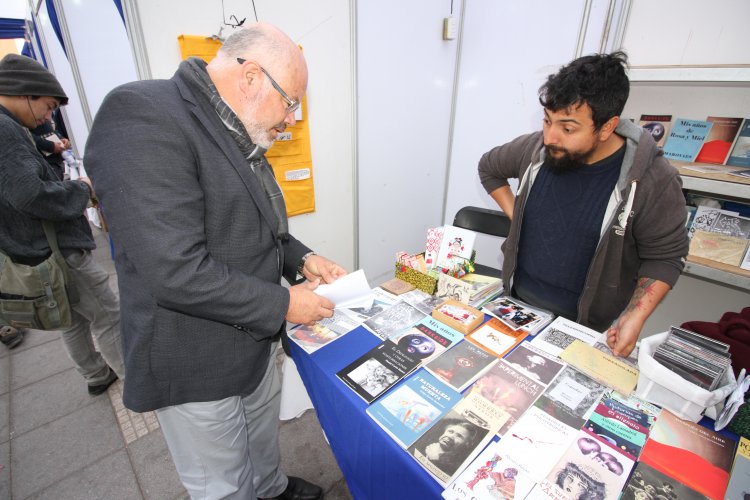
[177,35,316,216]
[177,35,222,62]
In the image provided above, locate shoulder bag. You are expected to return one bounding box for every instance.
[0,221,79,330]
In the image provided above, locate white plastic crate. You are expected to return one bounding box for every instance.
[636,331,737,422]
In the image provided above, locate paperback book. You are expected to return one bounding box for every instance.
[482,296,553,334]
[663,118,714,162]
[533,365,609,429]
[465,317,528,358]
[459,273,503,305]
[559,339,639,395]
[725,436,750,500]
[639,409,736,500]
[726,118,750,167]
[424,339,499,391]
[442,439,535,500]
[639,114,672,148]
[689,229,749,266]
[363,301,426,340]
[469,360,545,436]
[695,116,744,164]
[407,391,510,486]
[537,428,636,500]
[366,368,462,448]
[621,461,710,500]
[336,339,421,403]
[502,343,565,386]
[388,316,464,364]
[435,273,473,304]
[529,316,601,357]
[287,323,348,354]
[584,402,650,460]
[493,406,578,485]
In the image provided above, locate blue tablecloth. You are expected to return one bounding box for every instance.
[289,321,740,500]
[289,325,444,500]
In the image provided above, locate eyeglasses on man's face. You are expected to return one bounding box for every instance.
[236,58,300,114]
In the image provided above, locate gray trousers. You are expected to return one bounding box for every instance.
[61,250,125,384]
[156,345,288,500]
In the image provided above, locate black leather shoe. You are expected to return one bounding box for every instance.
[261,477,323,500]
[88,370,118,396]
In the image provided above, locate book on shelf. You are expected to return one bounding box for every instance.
[663,118,714,163]
[688,206,739,239]
[725,436,750,500]
[742,245,750,271]
[502,343,565,386]
[336,339,422,404]
[533,365,608,429]
[482,295,553,335]
[366,368,462,448]
[469,360,545,436]
[442,439,535,500]
[726,118,750,167]
[559,339,639,395]
[695,116,744,164]
[535,427,636,500]
[424,339,499,392]
[465,317,528,358]
[638,409,736,500]
[388,316,464,364]
[689,229,749,267]
[638,114,672,148]
[407,391,510,486]
[529,316,601,357]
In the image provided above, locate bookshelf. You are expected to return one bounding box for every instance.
[673,162,750,291]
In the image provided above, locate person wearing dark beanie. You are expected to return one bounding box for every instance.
[0,53,125,394]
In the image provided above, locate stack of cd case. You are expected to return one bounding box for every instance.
[653,326,732,391]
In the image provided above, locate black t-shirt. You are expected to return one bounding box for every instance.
[514,145,625,320]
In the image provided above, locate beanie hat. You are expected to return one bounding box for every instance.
[0,54,68,105]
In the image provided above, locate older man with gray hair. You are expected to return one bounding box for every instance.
[86,23,345,500]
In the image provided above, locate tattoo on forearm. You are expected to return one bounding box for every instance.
[624,278,657,314]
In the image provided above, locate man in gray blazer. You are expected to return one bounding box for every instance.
[85,23,345,500]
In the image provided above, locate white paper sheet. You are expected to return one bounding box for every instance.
[314,269,374,309]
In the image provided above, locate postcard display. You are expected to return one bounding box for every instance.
[288,226,742,499]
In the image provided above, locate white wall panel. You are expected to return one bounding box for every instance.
[443,0,585,271]
[357,0,461,284]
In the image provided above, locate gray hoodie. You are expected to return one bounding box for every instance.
[478,119,689,331]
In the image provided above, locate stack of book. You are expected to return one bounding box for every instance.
[459,273,503,308]
[653,326,732,391]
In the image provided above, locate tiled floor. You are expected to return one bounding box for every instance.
[0,226,352,499]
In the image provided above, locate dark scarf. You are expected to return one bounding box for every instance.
[182,57,289,240]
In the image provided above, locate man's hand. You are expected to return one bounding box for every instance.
[302,254,347,284]
[606,277,671,357]
[286,279,335,325]
[61,138,71,149]
[53,142,65,154]
[606,313,644,357]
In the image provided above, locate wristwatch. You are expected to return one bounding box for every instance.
[297,251,316,277]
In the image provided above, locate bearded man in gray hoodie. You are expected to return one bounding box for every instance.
[479,51,689,358]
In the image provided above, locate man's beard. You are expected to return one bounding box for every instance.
[237,87,282,149]
[544,144,596,172]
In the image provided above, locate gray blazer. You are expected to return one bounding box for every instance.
[85,63,310,412]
